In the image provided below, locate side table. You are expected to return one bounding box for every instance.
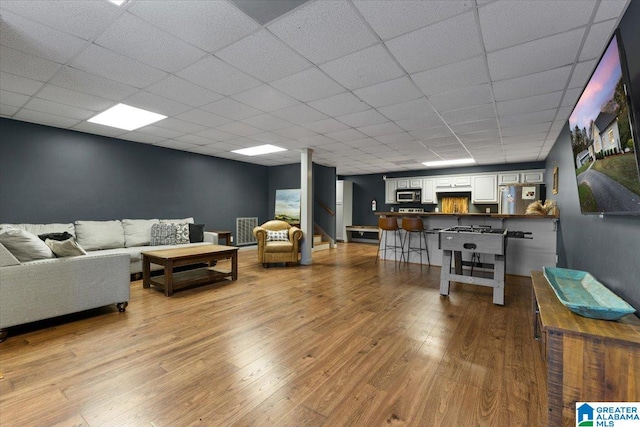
[209,230,232,246]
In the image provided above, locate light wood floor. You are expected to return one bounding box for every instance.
[0,243,547,426]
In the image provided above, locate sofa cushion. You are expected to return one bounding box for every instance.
[160,217,194,224]
[0,228,55,262]
[189,224,205,243]
[264,241,294,252]
[173,222,190,244]
[75,220,125,251]
[267,230,289,242]
[1,223,75,237]
[45,238,87,257]
[38,231,74,242]
[122,219,159,247]
[150,223,177,245]
[0,242,20,267]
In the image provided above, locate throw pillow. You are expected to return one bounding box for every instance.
[267,230,289,242]
[0,228,55,262]
[38,231,74,242]
[189,224,205,243]
[173,222,190,244]
[150,223,177,246]
[45,238,87,257]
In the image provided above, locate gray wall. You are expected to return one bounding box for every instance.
[0,118,269,232]
[544,0,640,313]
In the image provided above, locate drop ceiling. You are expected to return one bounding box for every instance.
[0,0,630,175]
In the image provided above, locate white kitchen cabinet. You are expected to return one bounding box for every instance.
[396,179,410,189]
[421,178,435,203]
[436,175,472,190]
[497,173,520,185]
[336,180,353,241]
[385,179,398,204]
[472,175,498,203]
[521,170,544,183]
[410,178,422,188]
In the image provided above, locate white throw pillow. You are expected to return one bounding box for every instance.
[172,222,190,244]
[75,220,125,251]
[122,219,159,247]
[160,217,194,224]
[45,238,87,257]
[267,230,289,242]
[0,228,55,262]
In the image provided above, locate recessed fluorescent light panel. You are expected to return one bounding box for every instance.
[87,103,167,131]
[232,144,287,156]
[422,158,475,167]
[108,0,126,6]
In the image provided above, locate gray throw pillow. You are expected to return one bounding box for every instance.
[45,238,87,257]
[150,223,177,245]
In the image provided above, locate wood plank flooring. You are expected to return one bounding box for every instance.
[0,243,547,426]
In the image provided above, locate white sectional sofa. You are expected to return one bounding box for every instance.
[0,218,219,340]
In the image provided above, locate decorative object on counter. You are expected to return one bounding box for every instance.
[542,267,636,320]
[526,199,557,215]
[441,196,469,213]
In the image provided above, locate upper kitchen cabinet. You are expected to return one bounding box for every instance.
[436,175,472,191]
[421,178,435,204]
[498,172,520,185]
[385,179,398,204]
[521,170,544,183]
[472,175,498,203]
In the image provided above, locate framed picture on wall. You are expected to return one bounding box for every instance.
[275,189,301,224]
[553,166,559,195]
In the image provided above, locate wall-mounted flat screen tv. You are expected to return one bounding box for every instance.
[568,32,640,215]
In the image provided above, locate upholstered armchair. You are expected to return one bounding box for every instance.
[253,220,303,267]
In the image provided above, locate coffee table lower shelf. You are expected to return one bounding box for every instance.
[148,267,233,293]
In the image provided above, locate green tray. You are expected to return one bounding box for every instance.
[542,267,636,320]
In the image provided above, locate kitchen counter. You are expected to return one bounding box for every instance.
[374,211,559,219]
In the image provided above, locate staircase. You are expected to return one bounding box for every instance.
[312,225,332,252]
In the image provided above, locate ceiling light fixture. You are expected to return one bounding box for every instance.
[108,0,127,6]
[422,158,475,167]
[232,144,287,156]
[87,103,167,131]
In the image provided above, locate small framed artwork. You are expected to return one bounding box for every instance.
[552,166,559,195]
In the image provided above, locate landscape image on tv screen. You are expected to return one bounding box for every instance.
[569,34,640,214]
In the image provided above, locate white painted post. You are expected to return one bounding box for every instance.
[300,148,313,265]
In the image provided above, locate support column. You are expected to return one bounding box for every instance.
[300,148,313,265]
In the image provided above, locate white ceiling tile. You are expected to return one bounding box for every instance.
[594,0,629,22]
[217,30,310,82]
[71,45,167,89]
[308,92,370,116]
[1,104,21,116]
[128,0,259,53]
[36,85,113,112]
[95,13,205,73]
[354,0,472,41]
[146,76,223,107]
[385,11,482,74]
[23,98,94,120]
[300,135,336,146]
[319,44,405,90]
[269,1,377,63]
[487,28,585,81]
[336,109,388,128]
[136,125,184,140]
[579,19,618,62]
[153,140,200,151]
[499,109,556,128]
[271,103,328,124]
[411,55,489,97]
[201,97,262,121]
[154,118,206,134]
[121,131,164,144]
[325,128,367,142]
[353,77,421,108]
[71,121,128,138]
[194,128,237,142]
[428,84,493,112]
[344,137,380,148]
[458,129,500,143]
[14,108,80,128]
[450,118,498,134]
[0,46,61,82]
[231,85,299,112]
[1,90,29,107]
[555,106,573,122]
[177,56,262,96]
[241,114,293,131]
[561,87,584,107]
[496,91,563,117]
[441,104,497,125]
[409,127,455,140]
[375,132,416,144]
[395,115,445,131]
[303,118,350,133]
[50,66,138,101]
[377,98,436,121]
[0,72,44,96]
[249,131,289,144]
[270,68,345,102]
[479,1,596,52]
[493,65,572,101]
[501,123,552,137]
[357,121,403,137]
[567,60,597,89]
[0,10,88,63]
[176,134,213,145]
[123,91,192,116]
[274,126,318,139]
[175,109,232,128]
[1,0,121,40]
[216,121,263,137]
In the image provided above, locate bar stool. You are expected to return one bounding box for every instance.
[400,217,430,269]
[376,217,402,266]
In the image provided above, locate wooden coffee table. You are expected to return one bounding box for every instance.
[142,245,239,296]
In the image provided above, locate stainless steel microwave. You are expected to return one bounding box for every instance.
[396,189,421,203]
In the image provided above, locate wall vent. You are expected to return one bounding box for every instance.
[236,217,258,246]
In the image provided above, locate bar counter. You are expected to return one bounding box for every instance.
[374,211,559,219]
